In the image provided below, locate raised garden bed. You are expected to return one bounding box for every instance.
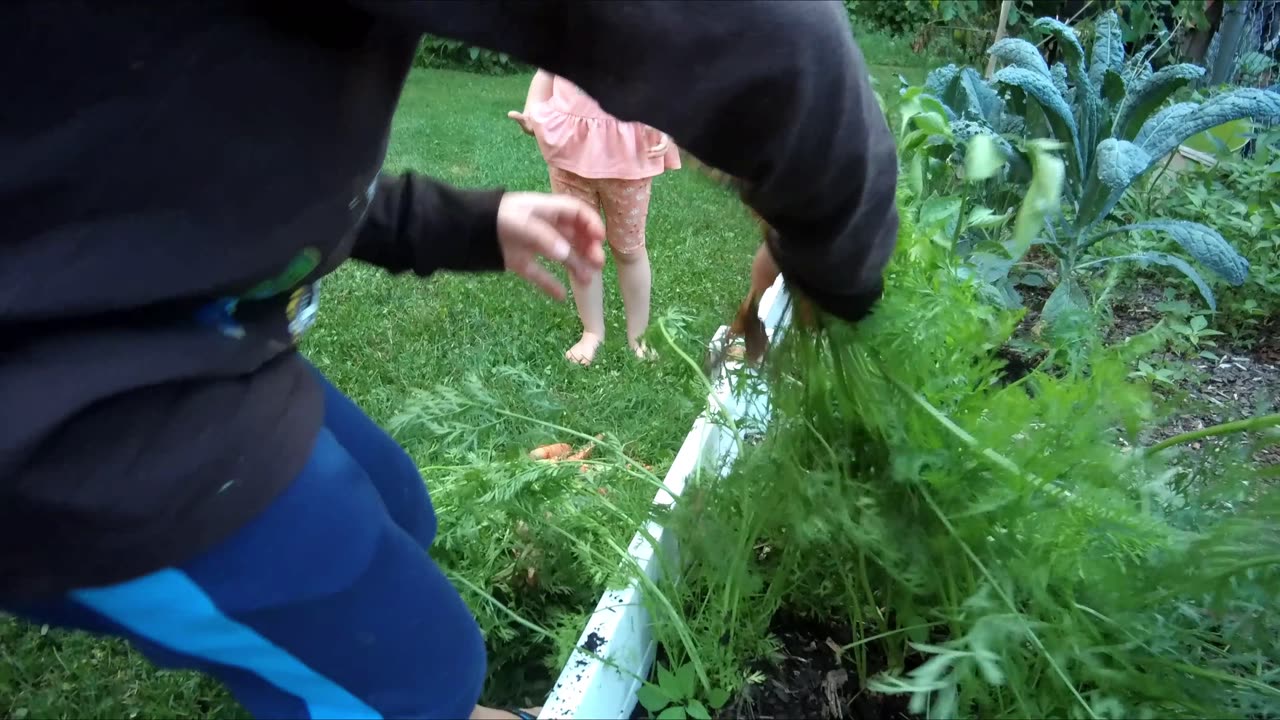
[537,277,793,720]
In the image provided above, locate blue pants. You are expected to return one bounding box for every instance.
[4,366,486,719]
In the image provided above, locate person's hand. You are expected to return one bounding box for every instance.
[497,192,606,301]
[507,110,535,137]
[646,131,670,158]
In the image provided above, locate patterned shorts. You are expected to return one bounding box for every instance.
[548,166,653,254]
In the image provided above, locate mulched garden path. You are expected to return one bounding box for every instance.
[1106,284,1279,466]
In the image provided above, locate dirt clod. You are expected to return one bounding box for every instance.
[581,631,607,654]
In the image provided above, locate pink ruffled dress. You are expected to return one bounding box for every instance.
[527,75,681,180]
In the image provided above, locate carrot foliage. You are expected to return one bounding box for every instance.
[655,194,1280,719]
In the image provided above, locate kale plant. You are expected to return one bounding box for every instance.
[909,10,1280,323]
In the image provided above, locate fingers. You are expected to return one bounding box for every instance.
[520,212,599,285]
[497,193,607,299]
[531,195,607,270]
[540,213,599,281]
[561,215,606,271]
[522,214,572,261]
[648,133,670,157]
[507,111,534,135]
[533,193,604,235]
[513,259,567,301]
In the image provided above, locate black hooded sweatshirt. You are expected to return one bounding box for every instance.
[0,0,900,599]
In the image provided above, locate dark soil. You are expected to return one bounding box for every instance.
[717,613,913,720]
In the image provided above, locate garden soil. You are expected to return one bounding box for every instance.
[716,613,913,720]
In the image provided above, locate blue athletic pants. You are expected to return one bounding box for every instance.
[4,364,486,719]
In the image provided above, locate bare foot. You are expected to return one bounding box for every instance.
[565,332,603,366]
[630,339,657,362]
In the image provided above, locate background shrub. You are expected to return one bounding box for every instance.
[415,35,528,75]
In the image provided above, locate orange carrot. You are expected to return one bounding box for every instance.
[528,443,573,461]
[567,434,604,462]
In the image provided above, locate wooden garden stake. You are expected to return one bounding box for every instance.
[986,0,1015,79]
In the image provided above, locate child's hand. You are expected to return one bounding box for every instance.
[646,132,671,158]
[507,110,535,137]
[496,192,606,301]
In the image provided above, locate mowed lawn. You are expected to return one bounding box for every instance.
[1,58,929,719]
[304,70,765,456]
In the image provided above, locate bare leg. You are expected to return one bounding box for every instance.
[614,247,654,358]
[548,167,606,366]
[566,267,606,366]
[599,177,656,360]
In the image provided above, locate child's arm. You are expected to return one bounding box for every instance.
[349,173,506,276]
[351,0,899,324]
[508,69,554,136]
[522,69,554,113]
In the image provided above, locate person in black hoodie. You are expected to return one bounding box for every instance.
[0,1,899,718]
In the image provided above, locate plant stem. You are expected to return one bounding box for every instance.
[446,570,557,641]
[985,0,1014,79]
[657,315,744,455]
[1202,554,1280,581]
[598,533,713,693]
[874,354,1176,540]
[1144,412,1280,454]
[1145,151,1179,216]
[839,622,944,652]
[1151,657,1280,697]
[448,568,651,688]
[1035,0,1094,48]
[1072,257,1110,270]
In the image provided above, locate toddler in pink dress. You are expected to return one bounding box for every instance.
[509,70,680,365]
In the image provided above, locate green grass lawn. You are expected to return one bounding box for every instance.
[2,58,927,719]
[306,70,771,468]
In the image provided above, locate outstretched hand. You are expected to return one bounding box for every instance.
[506,110,535,137]
[497,192,606,301]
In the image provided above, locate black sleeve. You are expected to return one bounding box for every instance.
[350,0,900,322]
[350,172,507,276]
